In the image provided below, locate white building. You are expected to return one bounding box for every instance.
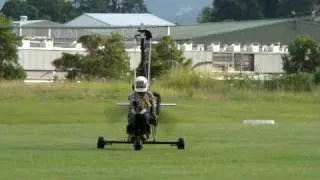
[65,13,175,27]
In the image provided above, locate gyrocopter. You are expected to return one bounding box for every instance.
[96,28,185,151]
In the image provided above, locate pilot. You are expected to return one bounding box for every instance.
[127,76,158,134]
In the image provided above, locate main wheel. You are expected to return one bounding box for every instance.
[97,136,105,149]
[134,136,143,151]
[177,137,185,150]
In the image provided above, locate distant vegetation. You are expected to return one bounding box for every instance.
[1,0,147,23]
[2,0,319,24]
[0,14,26,80]
[198,0,320,23]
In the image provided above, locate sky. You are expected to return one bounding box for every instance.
[0,0,5,8]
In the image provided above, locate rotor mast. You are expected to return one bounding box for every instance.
[135,29,152,83]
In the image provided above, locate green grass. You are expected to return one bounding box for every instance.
[0,81,320,180]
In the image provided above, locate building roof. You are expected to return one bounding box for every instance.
[13,18,62,26]
[171,18,295,40]
[13,20,44,26]
[65,13,175,27]
[14,17,320,45]
[54,18,294,40]
[12,19,63,39]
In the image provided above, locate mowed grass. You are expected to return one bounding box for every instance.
[0,81,320,180]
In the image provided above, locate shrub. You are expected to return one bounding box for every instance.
[224,73,263,90]
[264,73,315,92]
[161,70,316,93]
[314,68,320,85]
[1,63,26,80]
[158,69,201,89]
[282,34,320,74]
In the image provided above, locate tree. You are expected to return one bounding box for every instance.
[101,33,130,79]
[197,7,213,23]
[26,0,77,22]
[277,0,318,17]
[282,34,320,74]
[73,0,147,13]
[0,15,26,80]
[53,33,130,80]
[201,0,320,22]
[1,0,39,20]
[212,0,264,21]
[2,0,77,23]
[2,0,149,22]
[258,0,279,18]
[77,34,104,56]
[151,36,191,78]
[73,0,111,13]
[121,0,148,13]
[2,0,25,19]
[52,53,83,81]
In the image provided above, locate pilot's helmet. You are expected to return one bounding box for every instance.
[134,76,148,92]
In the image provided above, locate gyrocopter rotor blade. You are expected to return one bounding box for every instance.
[116,102,177,106]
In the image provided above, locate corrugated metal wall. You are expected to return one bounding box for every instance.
[183,51,212,65]
[17,49,285,79]
[18,48,87,71]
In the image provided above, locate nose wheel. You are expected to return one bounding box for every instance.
[134,136,143,151]
[97,136,105,149]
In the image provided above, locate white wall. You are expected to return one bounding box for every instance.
[128,51,141,70]
[254,54,284,73]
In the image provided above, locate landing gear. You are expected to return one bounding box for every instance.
[133,136,143,151]
[97,136,105,149]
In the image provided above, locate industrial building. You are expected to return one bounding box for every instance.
[11,13,320,80]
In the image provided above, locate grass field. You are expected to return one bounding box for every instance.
[0,81,320,180]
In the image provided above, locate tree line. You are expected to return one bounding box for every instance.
[1,0,147,23]
[198,0,320,23]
